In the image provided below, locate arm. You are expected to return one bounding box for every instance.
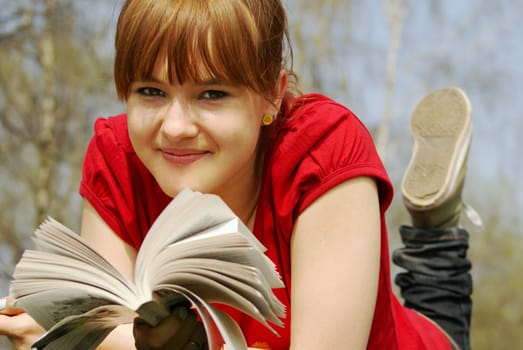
[80,199,137,281]
[289,177,381,349]
[0,200,139,350]
[81,200,205,350]
[80,199,138,349]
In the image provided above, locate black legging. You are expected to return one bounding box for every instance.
[392,226,472,350]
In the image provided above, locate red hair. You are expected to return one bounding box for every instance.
[114,0,297,104]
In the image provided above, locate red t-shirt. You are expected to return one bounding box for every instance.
[80,94,451,349]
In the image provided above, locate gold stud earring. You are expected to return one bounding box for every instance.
[262,114,274,126]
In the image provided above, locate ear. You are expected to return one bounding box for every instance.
[272,69,289,113]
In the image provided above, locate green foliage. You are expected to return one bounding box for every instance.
[468,196,523,349]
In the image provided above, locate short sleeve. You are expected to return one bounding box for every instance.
[266,94,393,238]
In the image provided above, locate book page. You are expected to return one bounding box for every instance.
[143,218,283,289]
[12,250,135,305]
[13,289,121,331]
[33,218,133,291]
[31,305,135,350]
[150,259,283,326]
[10,189,285,350]
[135,190,237,296]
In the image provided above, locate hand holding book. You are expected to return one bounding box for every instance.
[0,297,24,316]
[9,189,285,350]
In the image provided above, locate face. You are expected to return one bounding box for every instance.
[126,63,279,201]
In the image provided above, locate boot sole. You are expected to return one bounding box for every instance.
[401,87,471,210]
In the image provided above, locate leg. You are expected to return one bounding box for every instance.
[393,226,472,350]
[393,87,474,350]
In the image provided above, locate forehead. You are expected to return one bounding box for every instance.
[149,51,220,84]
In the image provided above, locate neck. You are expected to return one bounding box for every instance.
[224,173,260,230]
[244,191,259,231]
[214,154,263,230]
[236,176,260,227]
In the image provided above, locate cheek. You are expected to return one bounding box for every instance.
[231,127,262,164]
[216,114,261,151]
[127,108,158,142]
[126,113,143,144]
[127,118,156,158]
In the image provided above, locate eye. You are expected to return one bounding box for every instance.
[200,90,228,100]
[136,87,166,98]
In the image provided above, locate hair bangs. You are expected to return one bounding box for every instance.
[165,1,264,92]
[115,0,286,100]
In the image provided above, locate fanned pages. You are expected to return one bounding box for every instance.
[10,189,285,350]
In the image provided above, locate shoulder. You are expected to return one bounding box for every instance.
[91,113,134,153]
[264,93,393,215]
[82,113,138,182]
[80,114,169,249]
[80,113,139,215]
[284,93,364,129]
[272,93,382,173]
[287,93,365,126]
[275,94,375,157]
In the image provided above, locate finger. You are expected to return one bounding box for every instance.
[0,312,44,339]
[0,297,24,316]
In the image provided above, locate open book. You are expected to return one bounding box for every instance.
[9,189,285,350]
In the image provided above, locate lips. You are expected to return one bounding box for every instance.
[160,148,209,165]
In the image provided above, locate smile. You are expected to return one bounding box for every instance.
[160,149,209,165]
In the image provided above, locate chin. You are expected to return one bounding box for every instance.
[160,182,210,198]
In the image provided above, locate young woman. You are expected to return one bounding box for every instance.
[0,0,473,349]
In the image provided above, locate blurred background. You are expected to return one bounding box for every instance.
[0,0,521,348]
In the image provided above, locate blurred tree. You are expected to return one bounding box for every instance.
[0,0,115,282]
[374,0,409,158]
[467,179,523,349]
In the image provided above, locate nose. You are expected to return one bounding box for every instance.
[160,100,198,140]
